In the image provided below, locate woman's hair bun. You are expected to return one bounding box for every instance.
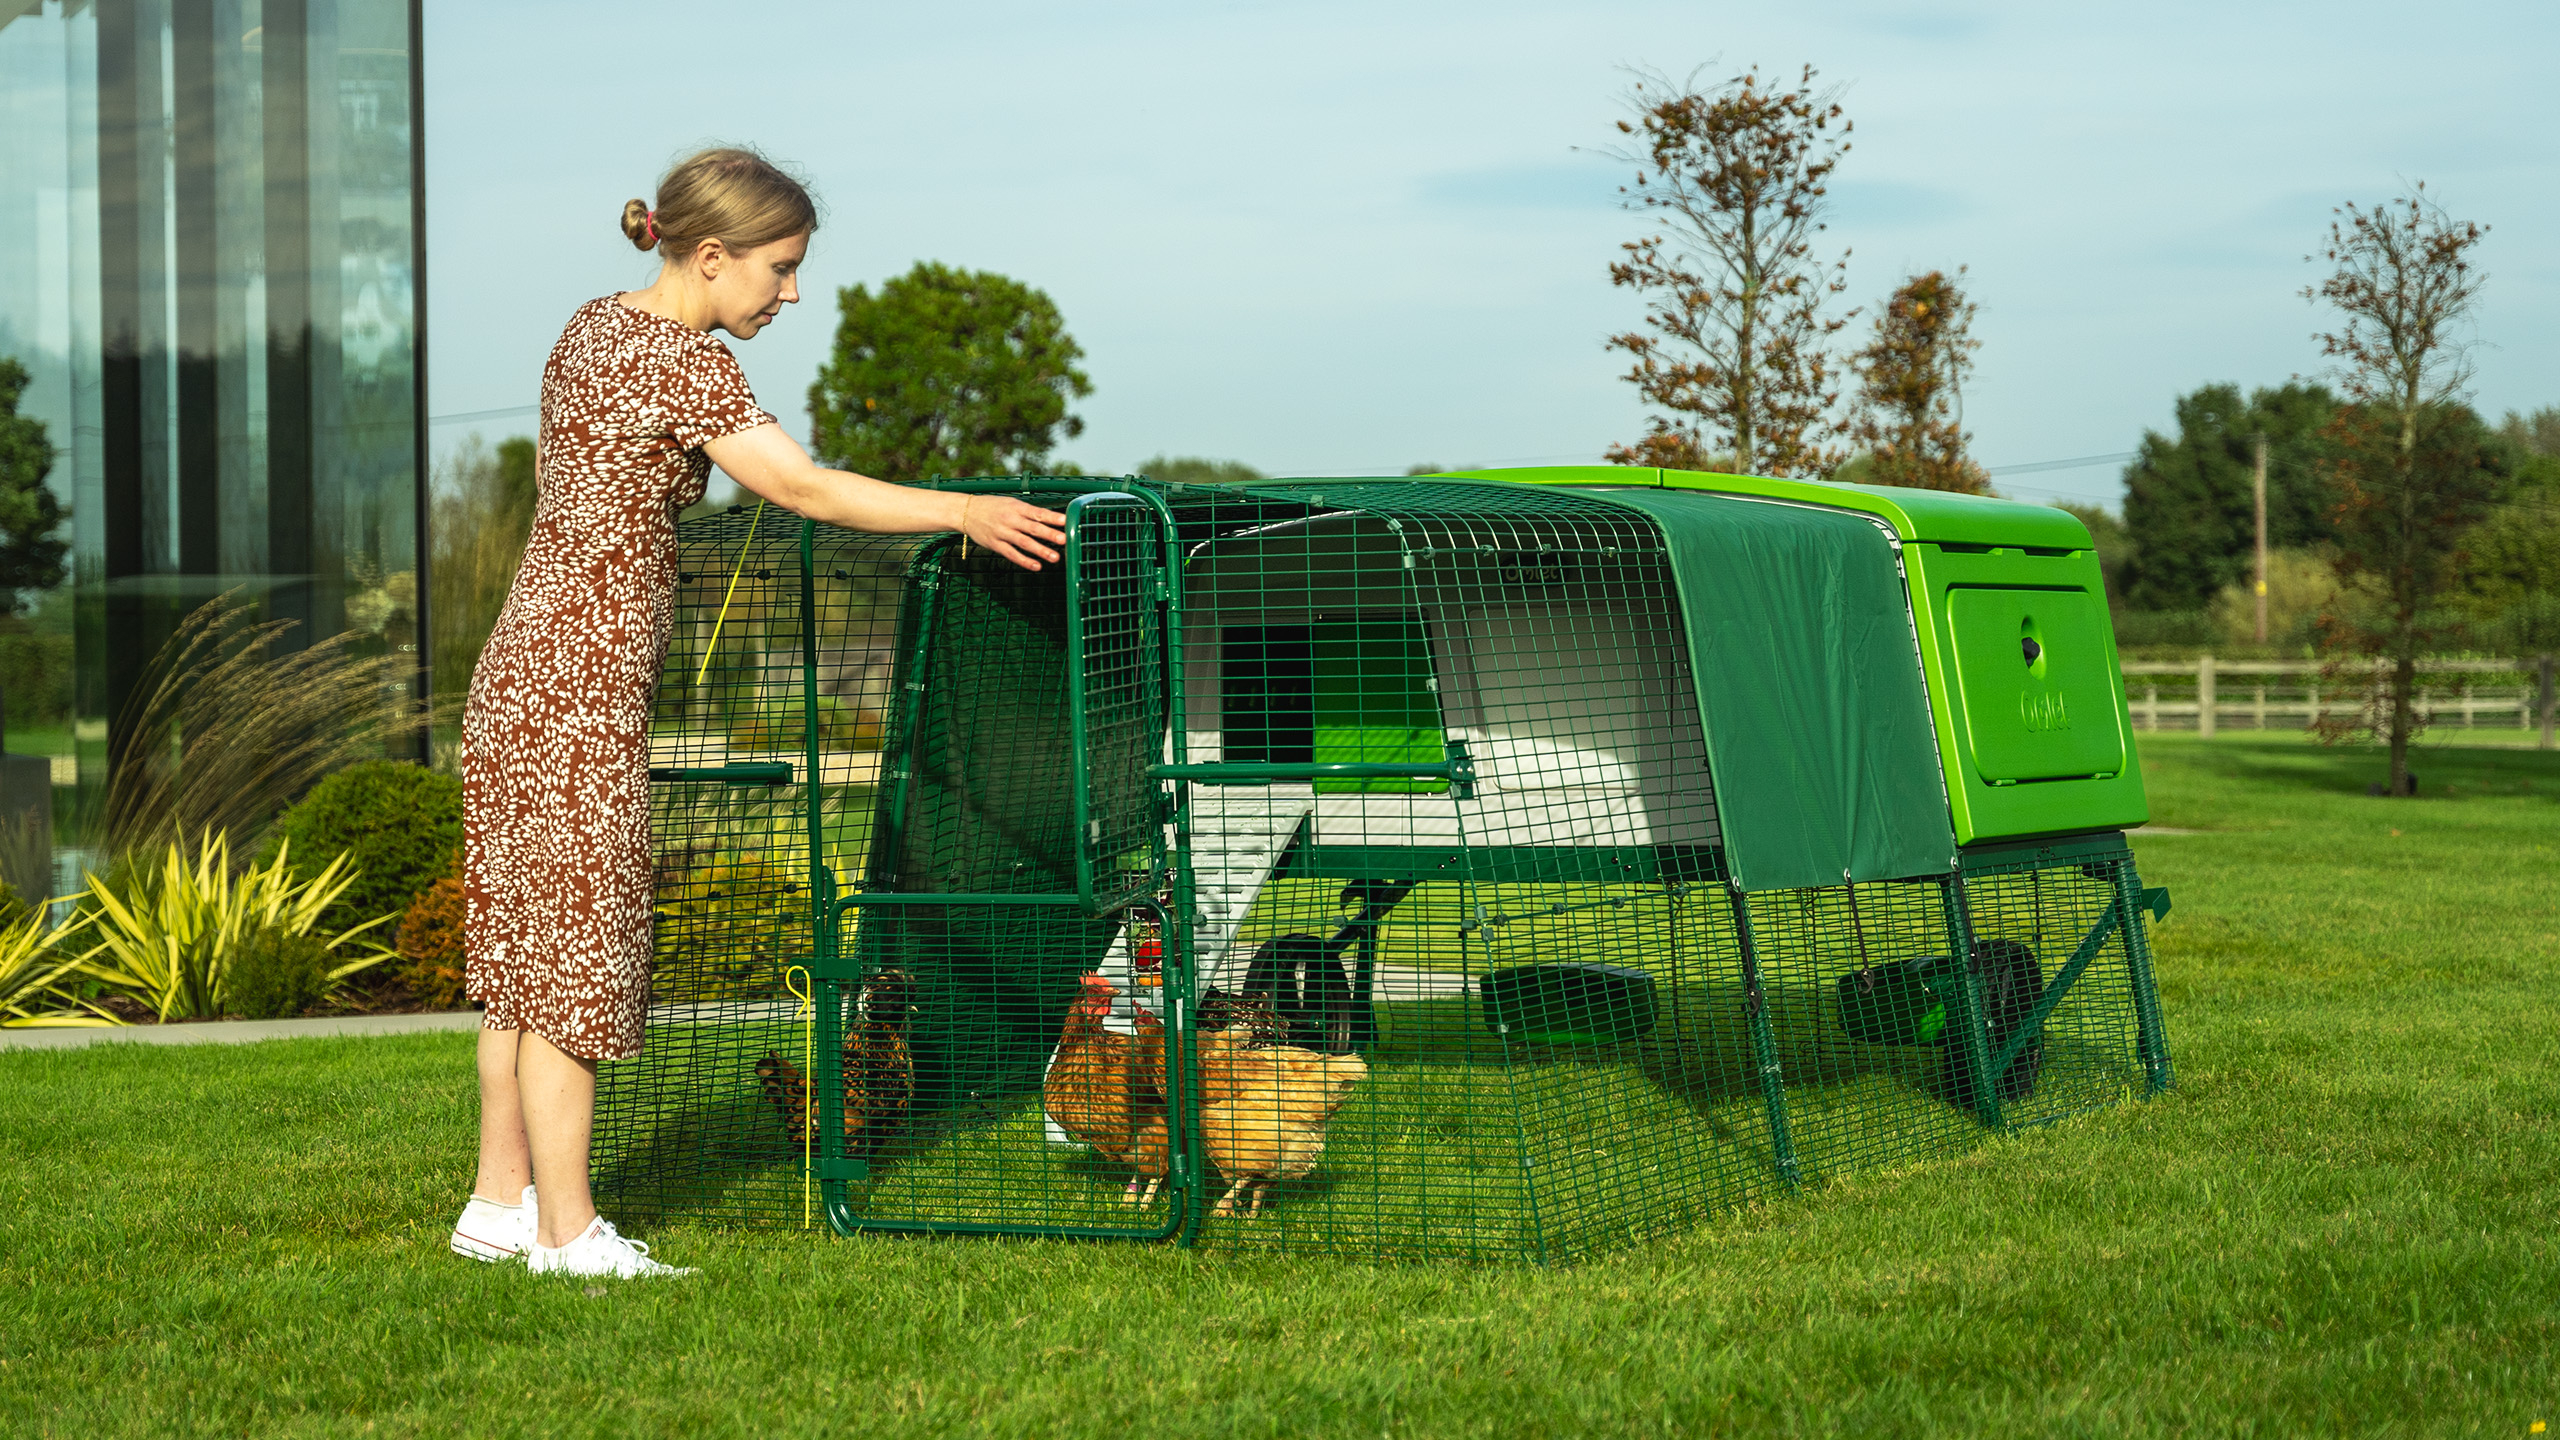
[619,198,654,252]
[624,147,818,263]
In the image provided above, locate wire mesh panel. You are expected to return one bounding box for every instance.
[595,477,2174,1260]
[1066,495,1172,914]
[1956,837,2172,1120]
[828,527,1172,1238]
[593,506,924,1229]
[1747,878,1995,1183]
[1166,485,1766,1260]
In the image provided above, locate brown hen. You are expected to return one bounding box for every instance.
[1192,1030,1366,1218]
[1044,973,1157,1165]
[1199,1099,1326,1217]
[756,967,915,1158]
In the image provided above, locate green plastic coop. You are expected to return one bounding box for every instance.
[593,468,2174,1262]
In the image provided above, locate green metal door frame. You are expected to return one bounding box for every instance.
[1064,492,1175,916]
[811,489,1207,1243]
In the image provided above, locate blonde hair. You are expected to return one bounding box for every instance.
[619,145,818,259]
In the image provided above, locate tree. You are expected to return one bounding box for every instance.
[428,434,538,704]
[1136,455,1264,487]
[2498,405,2559,458]
[2448,438,2560,652]
[1846,269,1986,493]
[2052,501,2134,604]
[807,263,1092,484]
[0,358,68,616]
[2303,186,2495,795]
[1602,65,1852,479]
[2117,382,2338,611]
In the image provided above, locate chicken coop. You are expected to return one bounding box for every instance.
[591,468,2174,1263]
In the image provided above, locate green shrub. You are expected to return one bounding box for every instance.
[2111,608,2216,649]
[263,760,461,940]
[226,925,336,1019]
[650,856,806,1004]
[0,626,75,730]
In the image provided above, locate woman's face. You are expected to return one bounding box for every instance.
[707,231,807,340]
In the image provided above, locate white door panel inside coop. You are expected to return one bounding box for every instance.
[1182,597,1718,851]
[1450,603,1717,844]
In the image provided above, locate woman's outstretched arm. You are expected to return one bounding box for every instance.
[704,422,1067,570]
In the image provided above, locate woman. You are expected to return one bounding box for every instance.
[446,147,1066,1279]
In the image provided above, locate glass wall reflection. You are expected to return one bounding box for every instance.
[0,0,425,891]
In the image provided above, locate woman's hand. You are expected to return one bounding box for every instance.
[958,495,1067,570]
[704,423,1067,571]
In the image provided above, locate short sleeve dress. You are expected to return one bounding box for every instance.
[462,295,775,1061]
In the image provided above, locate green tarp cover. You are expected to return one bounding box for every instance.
[1582,489,1955,891]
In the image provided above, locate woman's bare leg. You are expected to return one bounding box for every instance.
[518,1029,600,1248]
[473,1028,533,1201]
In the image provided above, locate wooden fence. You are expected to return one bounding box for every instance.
[2118,655,2559,747]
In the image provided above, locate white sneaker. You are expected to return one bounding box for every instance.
[450,1184,539,1263]
[525,1215,695,1279]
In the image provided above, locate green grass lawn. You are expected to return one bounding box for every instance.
[3,734,2555,1437]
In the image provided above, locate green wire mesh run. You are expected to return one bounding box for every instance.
[590,504,924,1229]
[590,478,2173,1261]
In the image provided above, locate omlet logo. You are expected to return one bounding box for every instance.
[2021,690,2071,732]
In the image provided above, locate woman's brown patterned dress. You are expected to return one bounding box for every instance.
[462,295,775,1060]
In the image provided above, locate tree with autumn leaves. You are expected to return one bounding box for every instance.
[1602,65,1853,479]
[1845,269,1988,494]
[2304,187,2502,797]
[1602,68,1988,490]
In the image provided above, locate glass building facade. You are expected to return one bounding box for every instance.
[0,0,426,884]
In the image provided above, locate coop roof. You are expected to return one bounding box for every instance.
[1216,477,1958,890]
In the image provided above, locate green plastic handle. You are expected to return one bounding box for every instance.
[1151,762,1451,782]
[648,763,794,786]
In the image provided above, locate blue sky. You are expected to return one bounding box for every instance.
[423,0,2558,511]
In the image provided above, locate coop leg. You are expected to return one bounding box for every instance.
[2110,863,2175,1094]
[1937,874,2006,1129]
[1726,885,1802,1189]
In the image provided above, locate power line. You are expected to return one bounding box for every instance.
[1984,451,2136,477]
[428,403,536,426]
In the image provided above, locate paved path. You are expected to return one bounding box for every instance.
[3,970,1484,1054]
[0,1010,482,1053]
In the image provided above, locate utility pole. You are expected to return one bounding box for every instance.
[2540,653,2555,751]
[2252,434,2269,645]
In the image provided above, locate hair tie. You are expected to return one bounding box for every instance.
[644,209,659,244]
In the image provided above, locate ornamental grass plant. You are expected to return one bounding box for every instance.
[103,591,439,861]
[74,833,394,1022]
[0,904,106,1027]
